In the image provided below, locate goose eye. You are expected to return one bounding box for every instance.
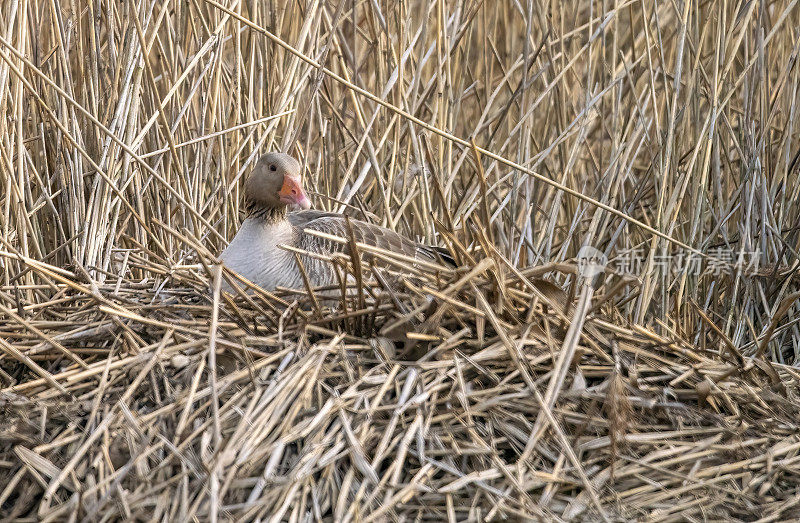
[269,164,277,172]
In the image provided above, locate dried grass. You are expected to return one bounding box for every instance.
[2,0,800,520]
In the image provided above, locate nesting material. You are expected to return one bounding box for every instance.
[2,0,800,519]
[0,251,798,521]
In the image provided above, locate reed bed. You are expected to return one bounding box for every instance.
[2,0,800,520]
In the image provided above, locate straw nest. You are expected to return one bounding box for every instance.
[3,0,800,520]
[2,247,800,521]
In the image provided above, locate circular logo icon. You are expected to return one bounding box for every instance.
[577,245,607,278]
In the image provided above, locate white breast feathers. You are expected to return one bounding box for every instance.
[220,218,304,291]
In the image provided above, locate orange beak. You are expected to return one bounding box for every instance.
[278,176,311,209]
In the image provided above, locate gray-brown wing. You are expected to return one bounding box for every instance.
[295,216,431,261]
[287,210,342,228]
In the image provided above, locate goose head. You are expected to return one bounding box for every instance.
[245,152,311,211]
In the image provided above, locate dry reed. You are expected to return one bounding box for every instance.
[2,0,800,520]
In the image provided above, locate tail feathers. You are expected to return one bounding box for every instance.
[417,245,457,268]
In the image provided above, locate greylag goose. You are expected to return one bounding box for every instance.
[220,152,452,292]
